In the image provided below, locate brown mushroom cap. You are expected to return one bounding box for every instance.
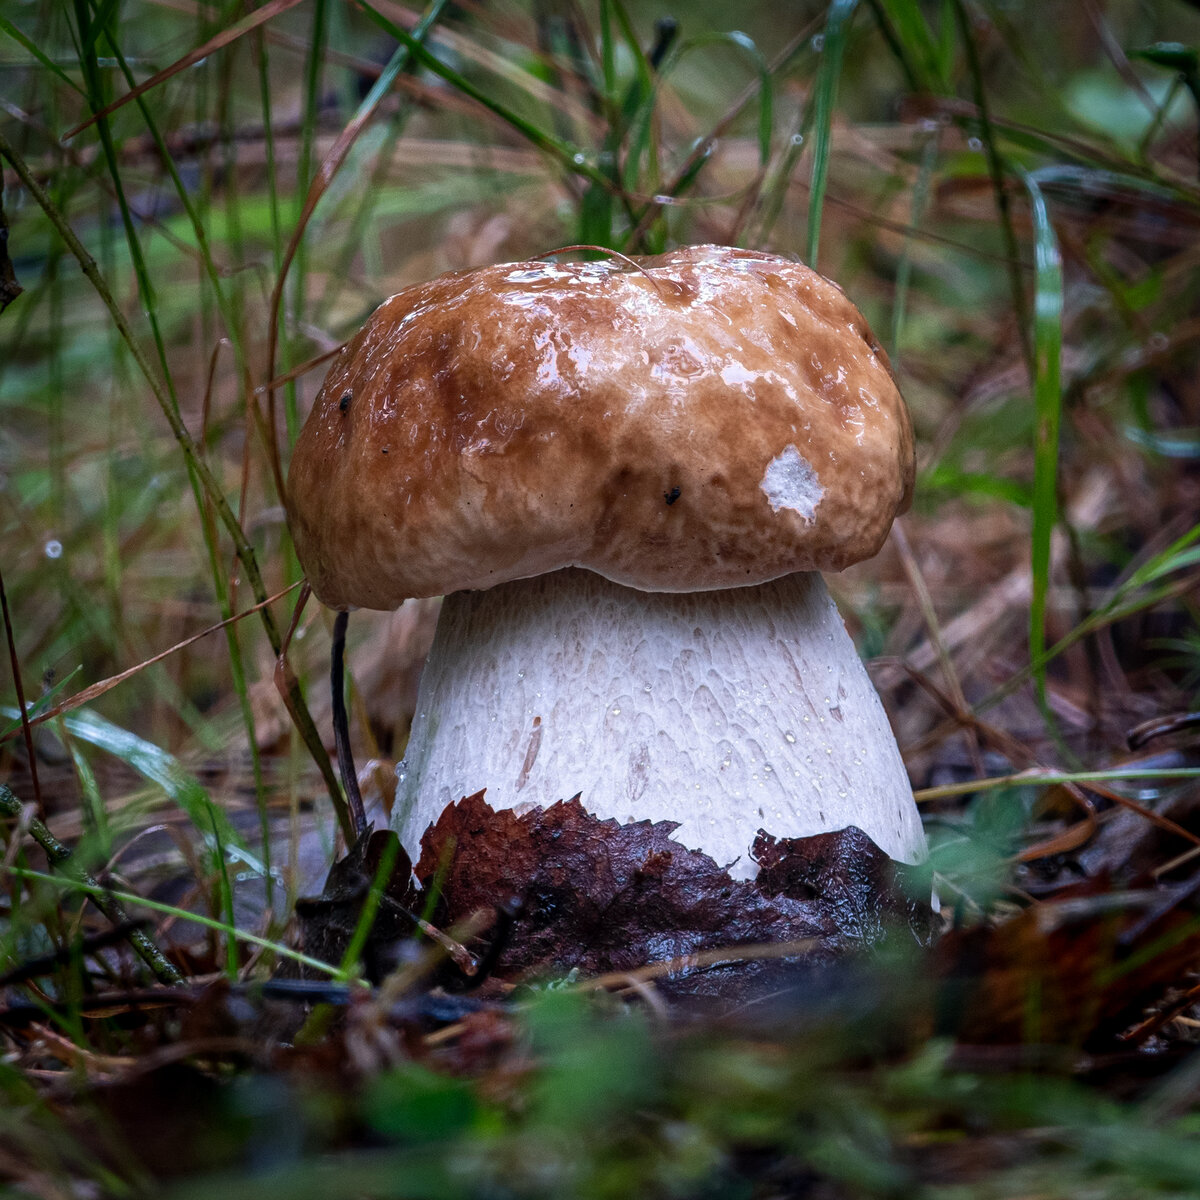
[287,245,914,611]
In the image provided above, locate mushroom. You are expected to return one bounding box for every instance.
[287,245,925,881]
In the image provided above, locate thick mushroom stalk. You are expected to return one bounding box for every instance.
[394,569,924,879]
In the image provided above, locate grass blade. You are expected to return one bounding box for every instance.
[870,0,943,91]
[890,122,941,365]
[914,766,1200,804]
[267,0,452,494]
[1019,168,1064,709]
[3,865,341,978]
[2,705,268,878]
[0,14,84,94]
[807,0,858,268]
[358,1,609,189]
[1122,522,1200,592]
[62,0,305,139]
[627,29,773,182]
[952,0,1030,366]
[336,834,400,983]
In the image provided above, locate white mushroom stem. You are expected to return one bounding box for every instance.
[392,568,926,880]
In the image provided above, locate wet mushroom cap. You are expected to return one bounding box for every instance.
[286,245,914,610]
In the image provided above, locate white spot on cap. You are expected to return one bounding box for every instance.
[761,445,823,520]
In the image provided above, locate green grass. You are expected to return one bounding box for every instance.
[3,0,1200,1193]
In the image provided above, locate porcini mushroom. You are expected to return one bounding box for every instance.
[287,245,925,881]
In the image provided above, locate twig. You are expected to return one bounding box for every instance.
[331,610,368,839]
[274,585,357,842]
[892,521,985,778]
[579,938,821,991]
[0,582,301,744]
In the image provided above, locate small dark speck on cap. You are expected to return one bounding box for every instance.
[664,486,681,506]
[339,391,352,413]
[381,447,389,455]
